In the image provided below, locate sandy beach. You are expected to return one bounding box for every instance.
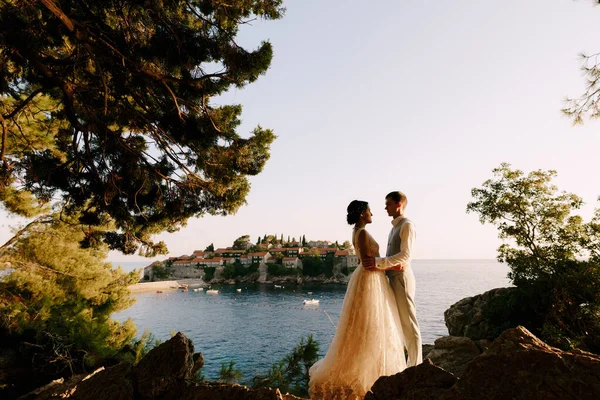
[128,279,206,293]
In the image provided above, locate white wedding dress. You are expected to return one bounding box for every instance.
[308,228,407,400]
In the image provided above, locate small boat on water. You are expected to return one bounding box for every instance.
[274,284,282,288]
[236,288,242,293]
[206,289,219,295]
[156,290,163,294]
[192,288,204,292]
[307,292,313,295]
[303,299,319,306]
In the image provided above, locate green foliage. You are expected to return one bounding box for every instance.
[234,260,257,277]
[564,51,600,124]
[0,0,283,256]
[205,243,215,252]
[467,163,600,352]
[323,254,334,278]
[340,266,356,276]
[233,235,251,250]
[248,263,260,274]
[267,263,298,276]
[0,219,139,376]
[302,256,324,277]
[223,264,236,280]
[218,360,243,384]
[129,329,162,366]
[152,265,170,281]
[203,267,216,281]
[253,335,320,396]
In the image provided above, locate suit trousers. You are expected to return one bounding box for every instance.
[389,267,422,367]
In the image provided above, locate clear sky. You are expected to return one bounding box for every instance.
[2,0,600,263]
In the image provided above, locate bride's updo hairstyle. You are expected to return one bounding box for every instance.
[347,200,368,225]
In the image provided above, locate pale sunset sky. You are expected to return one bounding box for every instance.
[1,0,600,263]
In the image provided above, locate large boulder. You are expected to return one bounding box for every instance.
[73,362,134,400]
[448,326,600,400]
[62,331,305,400]
[133,332,199,398]
[444,287,513,340]
[425,336,481,377]
[365,359,458,400]
[367,326,600,400]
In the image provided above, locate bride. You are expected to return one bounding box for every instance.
[308,200,407,400]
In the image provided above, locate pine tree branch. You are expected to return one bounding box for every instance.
[38,0,75,32]
[0,112,7,167]
[2,88,45,120]
[0,215,54,255]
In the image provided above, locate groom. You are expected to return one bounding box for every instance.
[362,191,422,367]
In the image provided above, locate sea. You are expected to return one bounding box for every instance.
[112,259,511,384]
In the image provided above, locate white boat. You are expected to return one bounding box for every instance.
[206,289,219,295]
[192,288,204,292]
[303,299,319,306]
[236,288,242,293]
[307,292,313,295]
[274,284,282,288]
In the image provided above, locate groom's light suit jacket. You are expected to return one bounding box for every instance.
[376,216,423,367]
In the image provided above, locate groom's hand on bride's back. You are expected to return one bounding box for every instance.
[362,257,376,270]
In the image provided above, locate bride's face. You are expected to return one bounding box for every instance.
[361,207,373,224]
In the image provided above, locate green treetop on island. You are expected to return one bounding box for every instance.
[0,0,284,257]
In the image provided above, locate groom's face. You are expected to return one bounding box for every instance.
[385,198,401,217]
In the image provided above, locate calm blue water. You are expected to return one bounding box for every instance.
[112,259,510,383]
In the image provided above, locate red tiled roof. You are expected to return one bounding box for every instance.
[214,248,245,254]
[203,257,224,262]
[335,250,349,256]
[269,247,301,252]
[282,257,298,261]
[249,252,268,257]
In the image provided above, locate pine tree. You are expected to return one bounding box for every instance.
[0,216,139,395]
[0,0,284,256]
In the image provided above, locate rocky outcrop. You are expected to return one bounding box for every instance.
[449,326,600,399]
[25,332,306,400]
[367,326,600,400]
[133,332,201,398]
[74,362,134,400]
[444,287,513,340]
[365,359,457,400]
[424,336,481,377]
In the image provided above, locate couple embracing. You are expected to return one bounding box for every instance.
[308,191,422,400]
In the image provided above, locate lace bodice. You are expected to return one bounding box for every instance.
[353,227,380,261]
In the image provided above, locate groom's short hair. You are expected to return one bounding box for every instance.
[386,191,407,209]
